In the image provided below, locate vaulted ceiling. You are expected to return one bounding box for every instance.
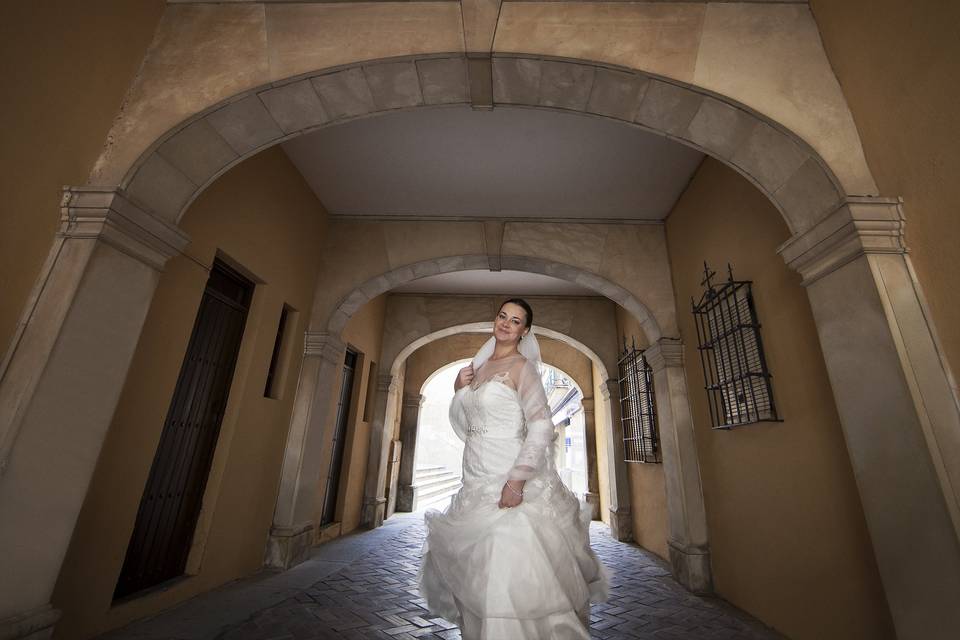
[282,105,704,222]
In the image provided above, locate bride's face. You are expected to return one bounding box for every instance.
[494,303,529,346]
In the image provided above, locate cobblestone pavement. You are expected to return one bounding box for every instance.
[98,512,786,640]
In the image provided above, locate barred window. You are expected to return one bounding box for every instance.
[691,263,780,429]
[617,338,660,463]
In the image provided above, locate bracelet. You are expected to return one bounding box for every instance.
[506,482,524,498]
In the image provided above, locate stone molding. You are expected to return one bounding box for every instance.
[667,539,713,595]
[59,187,190,272]
[265,521,315,570]
[0,604,61,640]
[303,332,346,365]
[778,197,906,286]
[599,378,618,402]
[644,337,684,372]
[376,374,396,394]
[402,392,425,408]
[608,505,633,542]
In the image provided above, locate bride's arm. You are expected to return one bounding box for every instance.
[508,360,556,483]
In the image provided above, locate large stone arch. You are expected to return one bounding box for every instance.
[2,6,959,637]
[115,53,844,236]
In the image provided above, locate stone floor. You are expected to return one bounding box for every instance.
[98,512,786,640]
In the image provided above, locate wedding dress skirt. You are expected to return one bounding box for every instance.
[418,377,609,640]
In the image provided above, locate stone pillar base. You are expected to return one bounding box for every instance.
[362,497,387,529]
[265,522,314,570]
[668,540,712,595]
[396,484,419,512]
[0,604,60,640]
[584,492,601,521]
[608,507,633,542]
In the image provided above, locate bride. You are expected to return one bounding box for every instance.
[417,298,609,639]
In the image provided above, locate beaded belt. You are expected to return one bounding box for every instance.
[466,424,488,436]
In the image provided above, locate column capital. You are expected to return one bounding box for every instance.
[599,378,617,401]
[402,392,426,408]
[645,337,684,372]
[59,186,190,271]
[303,332,346,365]
[580,396,595,413]
[778,197,906,286]
[377,373,398,394]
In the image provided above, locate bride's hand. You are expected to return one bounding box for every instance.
[498,480,525,509]
[455,364,475,390]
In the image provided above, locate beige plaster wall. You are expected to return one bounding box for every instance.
[51,147,327,640]
[495,1,875,196]
[615,305,669,561]
[87,1,875,208]
[89,1,465,185]
[0,1,165,380]
[381,294,621,377]
[810,0,960,398]
[334,294,388,534]
[665,158,893,639]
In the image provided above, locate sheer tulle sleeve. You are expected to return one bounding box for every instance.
[508,359,556,481]
[448,387,469,443]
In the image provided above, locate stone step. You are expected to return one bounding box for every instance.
[416,477,462,501]
[414,464,456,478]
[416,480,461,510]
[417,490,456,512]
[414,468,454,482]
[414,474,460,494]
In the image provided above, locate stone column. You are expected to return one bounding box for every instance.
[599,379,633,542]
[0,188,189,640]
[779,197,960,639]
[396,393,426,512]
[361,373,399,528]
[267,331,346,569]
[645,338,713,594]
[580,396,602,520]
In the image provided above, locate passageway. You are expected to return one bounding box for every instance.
[96,512,783,640]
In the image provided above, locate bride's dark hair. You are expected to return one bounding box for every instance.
[499,298,533,329]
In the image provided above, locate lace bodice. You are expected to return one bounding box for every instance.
[449,354,555,482]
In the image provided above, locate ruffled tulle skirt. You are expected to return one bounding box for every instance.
[417,472,609,640]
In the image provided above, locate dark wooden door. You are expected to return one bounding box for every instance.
[320,350,357,526]
[114,260,253,599]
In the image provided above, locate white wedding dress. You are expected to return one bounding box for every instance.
[418,353,609,640]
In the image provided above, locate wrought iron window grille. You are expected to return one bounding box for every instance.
[617,337,661,463]
[691,262,781,430]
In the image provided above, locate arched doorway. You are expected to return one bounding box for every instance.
[1,10,956,635]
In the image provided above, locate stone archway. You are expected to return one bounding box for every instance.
[275,282,713,591]
[0,32,957,640]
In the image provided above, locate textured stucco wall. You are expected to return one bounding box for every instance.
[0,1,165,381]
[51,148,327,640]
[666,158,894,639]
[810,0,960,399]
[615,305,669,561]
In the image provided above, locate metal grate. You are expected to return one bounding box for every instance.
[691,263,780,429]
[617,337,660,463]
